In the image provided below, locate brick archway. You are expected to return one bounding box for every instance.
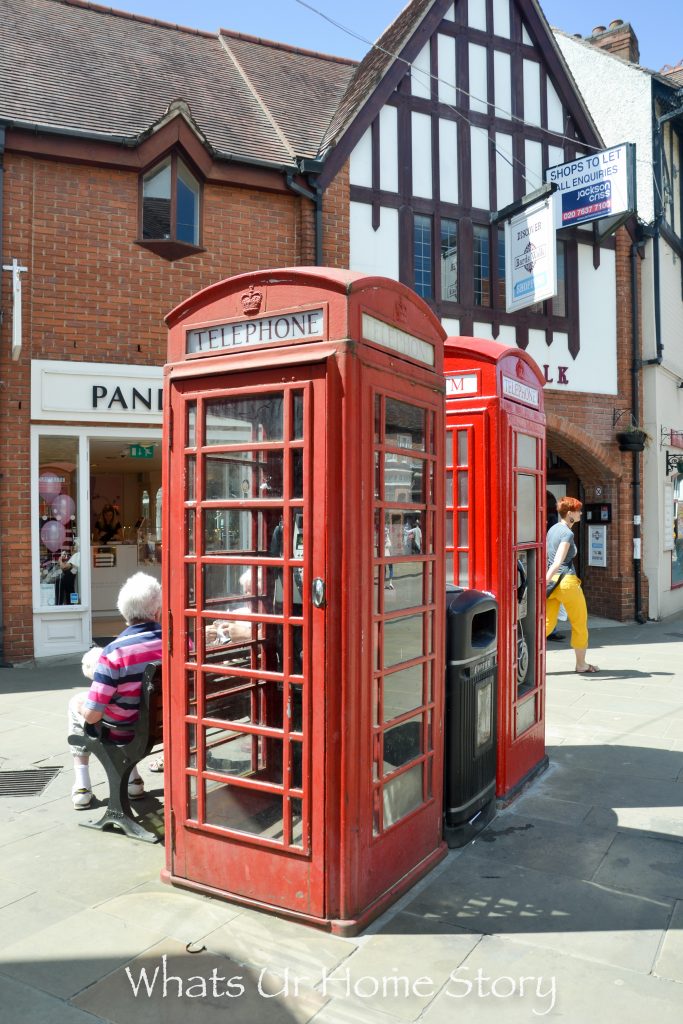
[544,412,643,621]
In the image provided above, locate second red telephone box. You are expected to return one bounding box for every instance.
[443,337,547,799]
[161,268,447,934]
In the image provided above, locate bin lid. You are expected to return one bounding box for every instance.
[446,588,497,615]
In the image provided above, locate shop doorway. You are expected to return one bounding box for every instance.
[88,436,162,644]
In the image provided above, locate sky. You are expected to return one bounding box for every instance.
[107,0,681,73]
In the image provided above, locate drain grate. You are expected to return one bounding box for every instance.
[0,767,62,797]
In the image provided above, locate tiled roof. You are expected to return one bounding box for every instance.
[318,0,437,154]
[0,0,355,167]
[221,32,356,161]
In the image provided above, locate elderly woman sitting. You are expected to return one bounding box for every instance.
[68,572,162,809]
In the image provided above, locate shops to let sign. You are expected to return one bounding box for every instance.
[129,444,154,458]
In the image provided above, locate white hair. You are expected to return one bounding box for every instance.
[81,646,103,680]
[117,572,162,624]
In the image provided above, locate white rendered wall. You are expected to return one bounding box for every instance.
[349,202,399,280]
[659,241,683,380]
[468,0,486,31]
[379,106,398,193]
[524,245,617,393]
[439,119,459,204]
[412,112,433,198]
[553,31,654,222]
[438,34,457,106]
[494,50,511,119]
[642,364,683,619]
[412,43,431,99]
[470,127,489,209]
[496,132,514,209]
[469,44,488,113]
[492,0,510,39]
[349,126,372,187]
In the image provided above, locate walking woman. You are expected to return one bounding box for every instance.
[546,497,599,674]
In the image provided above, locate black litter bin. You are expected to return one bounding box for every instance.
[443,585,498,848]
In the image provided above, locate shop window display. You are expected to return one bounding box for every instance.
[38,437,79,606]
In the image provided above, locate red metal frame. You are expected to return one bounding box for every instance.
[162,268,447,933]
[443,337,547,800]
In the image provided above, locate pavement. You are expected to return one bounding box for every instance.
[1,614,682,1023]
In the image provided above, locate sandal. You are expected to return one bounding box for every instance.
[148,757,164,772]
[576,664,600,674]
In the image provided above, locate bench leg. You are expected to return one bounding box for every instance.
[79,761,158,844]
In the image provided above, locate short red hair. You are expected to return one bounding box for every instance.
[557,497,582,516]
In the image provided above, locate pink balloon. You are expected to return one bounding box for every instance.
[51,494,75,520]
[39,472,63,500]
[40,520,66,552]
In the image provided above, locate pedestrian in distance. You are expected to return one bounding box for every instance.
[546,497,599,674]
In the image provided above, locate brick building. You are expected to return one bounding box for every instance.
[1,0,645,661]
[0,0,353,659]
[554,19,683,619]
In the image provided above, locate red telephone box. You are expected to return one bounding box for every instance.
[161,268,447,934]
[443,337,547,800]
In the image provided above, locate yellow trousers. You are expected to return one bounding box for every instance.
[546,574,589,650]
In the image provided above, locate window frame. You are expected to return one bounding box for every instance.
[136,151,204,262]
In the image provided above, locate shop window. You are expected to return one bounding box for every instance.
[473,224,491,306]
[38,437,80,607]
[440,219,458,303]
[413,214,433,298]
[138,153,203,261]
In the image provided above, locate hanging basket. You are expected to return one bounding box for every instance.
[616,430,647,452]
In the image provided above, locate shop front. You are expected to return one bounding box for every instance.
[31,360,163,657]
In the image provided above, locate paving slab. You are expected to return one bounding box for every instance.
[529,761,683,815]
[0,808,63,849]
[0,973,107,1024]
[0,824,164,907]
[548,742,683,781]
[203,907,357,985]
[592,833,683,901]
[584,804,683,840]
[313,925,480,1021]
[71,938,327,1024]
[467,810,616,879]
[97,886,244,946]
[510,791,591,826]
[402,858,672,973]
[0,874,36,909]
[653,900,683,982]
[0,889,86,949]
[0,908,165,999]
[420,935,683,1024]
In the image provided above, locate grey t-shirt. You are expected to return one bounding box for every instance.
[546,521,576,574]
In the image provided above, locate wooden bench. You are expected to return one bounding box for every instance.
[67,660,163,843]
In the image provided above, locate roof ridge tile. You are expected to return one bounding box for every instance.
[218,28,357,67]
[49,0,216,38]
[219,34,297,161]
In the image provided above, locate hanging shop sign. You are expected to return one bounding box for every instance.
[546,143,636,232]
[504,194,558,313]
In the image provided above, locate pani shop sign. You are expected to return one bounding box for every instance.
[546,143,636,229]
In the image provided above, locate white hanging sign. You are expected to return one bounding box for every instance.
[504,196,557,313]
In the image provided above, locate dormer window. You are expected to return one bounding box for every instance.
[137,153,203,261]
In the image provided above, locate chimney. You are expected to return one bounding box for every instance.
[587,19,640,64]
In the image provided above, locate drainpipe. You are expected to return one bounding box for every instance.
[285,158,325,266]
[0,124,10,665]
[631,238,647,624]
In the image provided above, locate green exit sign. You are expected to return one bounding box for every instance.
[129,444,155,459]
